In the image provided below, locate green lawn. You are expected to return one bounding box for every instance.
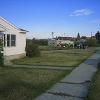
[0,67,70,100]
[13,47,96,67]
[86,64,100,100]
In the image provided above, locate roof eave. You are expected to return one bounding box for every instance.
[0,30,5,32]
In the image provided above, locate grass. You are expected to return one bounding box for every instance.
[0,67,70,100]
[39,45,54,51]
[86,64,100,100]
[13,47,96,67]
[39,45,70,51]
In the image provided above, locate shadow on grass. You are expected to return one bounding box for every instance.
[0,67,70,100]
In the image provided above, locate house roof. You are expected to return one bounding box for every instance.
[19,28,29,33]
[0,16,28,33]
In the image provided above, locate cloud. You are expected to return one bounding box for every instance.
[70,9,93,16]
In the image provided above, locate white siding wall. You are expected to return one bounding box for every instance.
[4,31,26,56]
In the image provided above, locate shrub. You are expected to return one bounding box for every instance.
[26,42,41,57]
[87,38,97,47]
[32,39,48,46]
[0,52,4,65]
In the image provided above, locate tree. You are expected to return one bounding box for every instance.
[87,38,97,47]
[81,36,87,39]
[77,33,80,40]
[32,38,48,46]
[95,31,100,44]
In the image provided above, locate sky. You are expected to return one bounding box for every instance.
[0,0,100,39]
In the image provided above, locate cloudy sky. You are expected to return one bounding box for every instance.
[0,0,100,39]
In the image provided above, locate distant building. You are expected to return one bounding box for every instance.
[56,36,73,40]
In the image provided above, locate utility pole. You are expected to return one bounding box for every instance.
[91,32,92,38]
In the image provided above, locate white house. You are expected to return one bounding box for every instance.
[0,17,28,64]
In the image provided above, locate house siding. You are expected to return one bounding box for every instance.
[3,31,26,56]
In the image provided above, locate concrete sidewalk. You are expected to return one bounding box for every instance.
[35,48,100,100]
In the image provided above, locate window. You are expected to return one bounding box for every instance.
[6,34,16,47]
[4,34,6,47]
[7,34,10,47]
[0,33,3,46]
[11,35,16,46]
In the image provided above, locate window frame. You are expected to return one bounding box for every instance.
[7,34,10,47]
[11,34,16,47]
[4,34,16,47]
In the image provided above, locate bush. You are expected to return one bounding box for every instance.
[26,42,41,57]
[87,38,97,47]
[32,38,48,46]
